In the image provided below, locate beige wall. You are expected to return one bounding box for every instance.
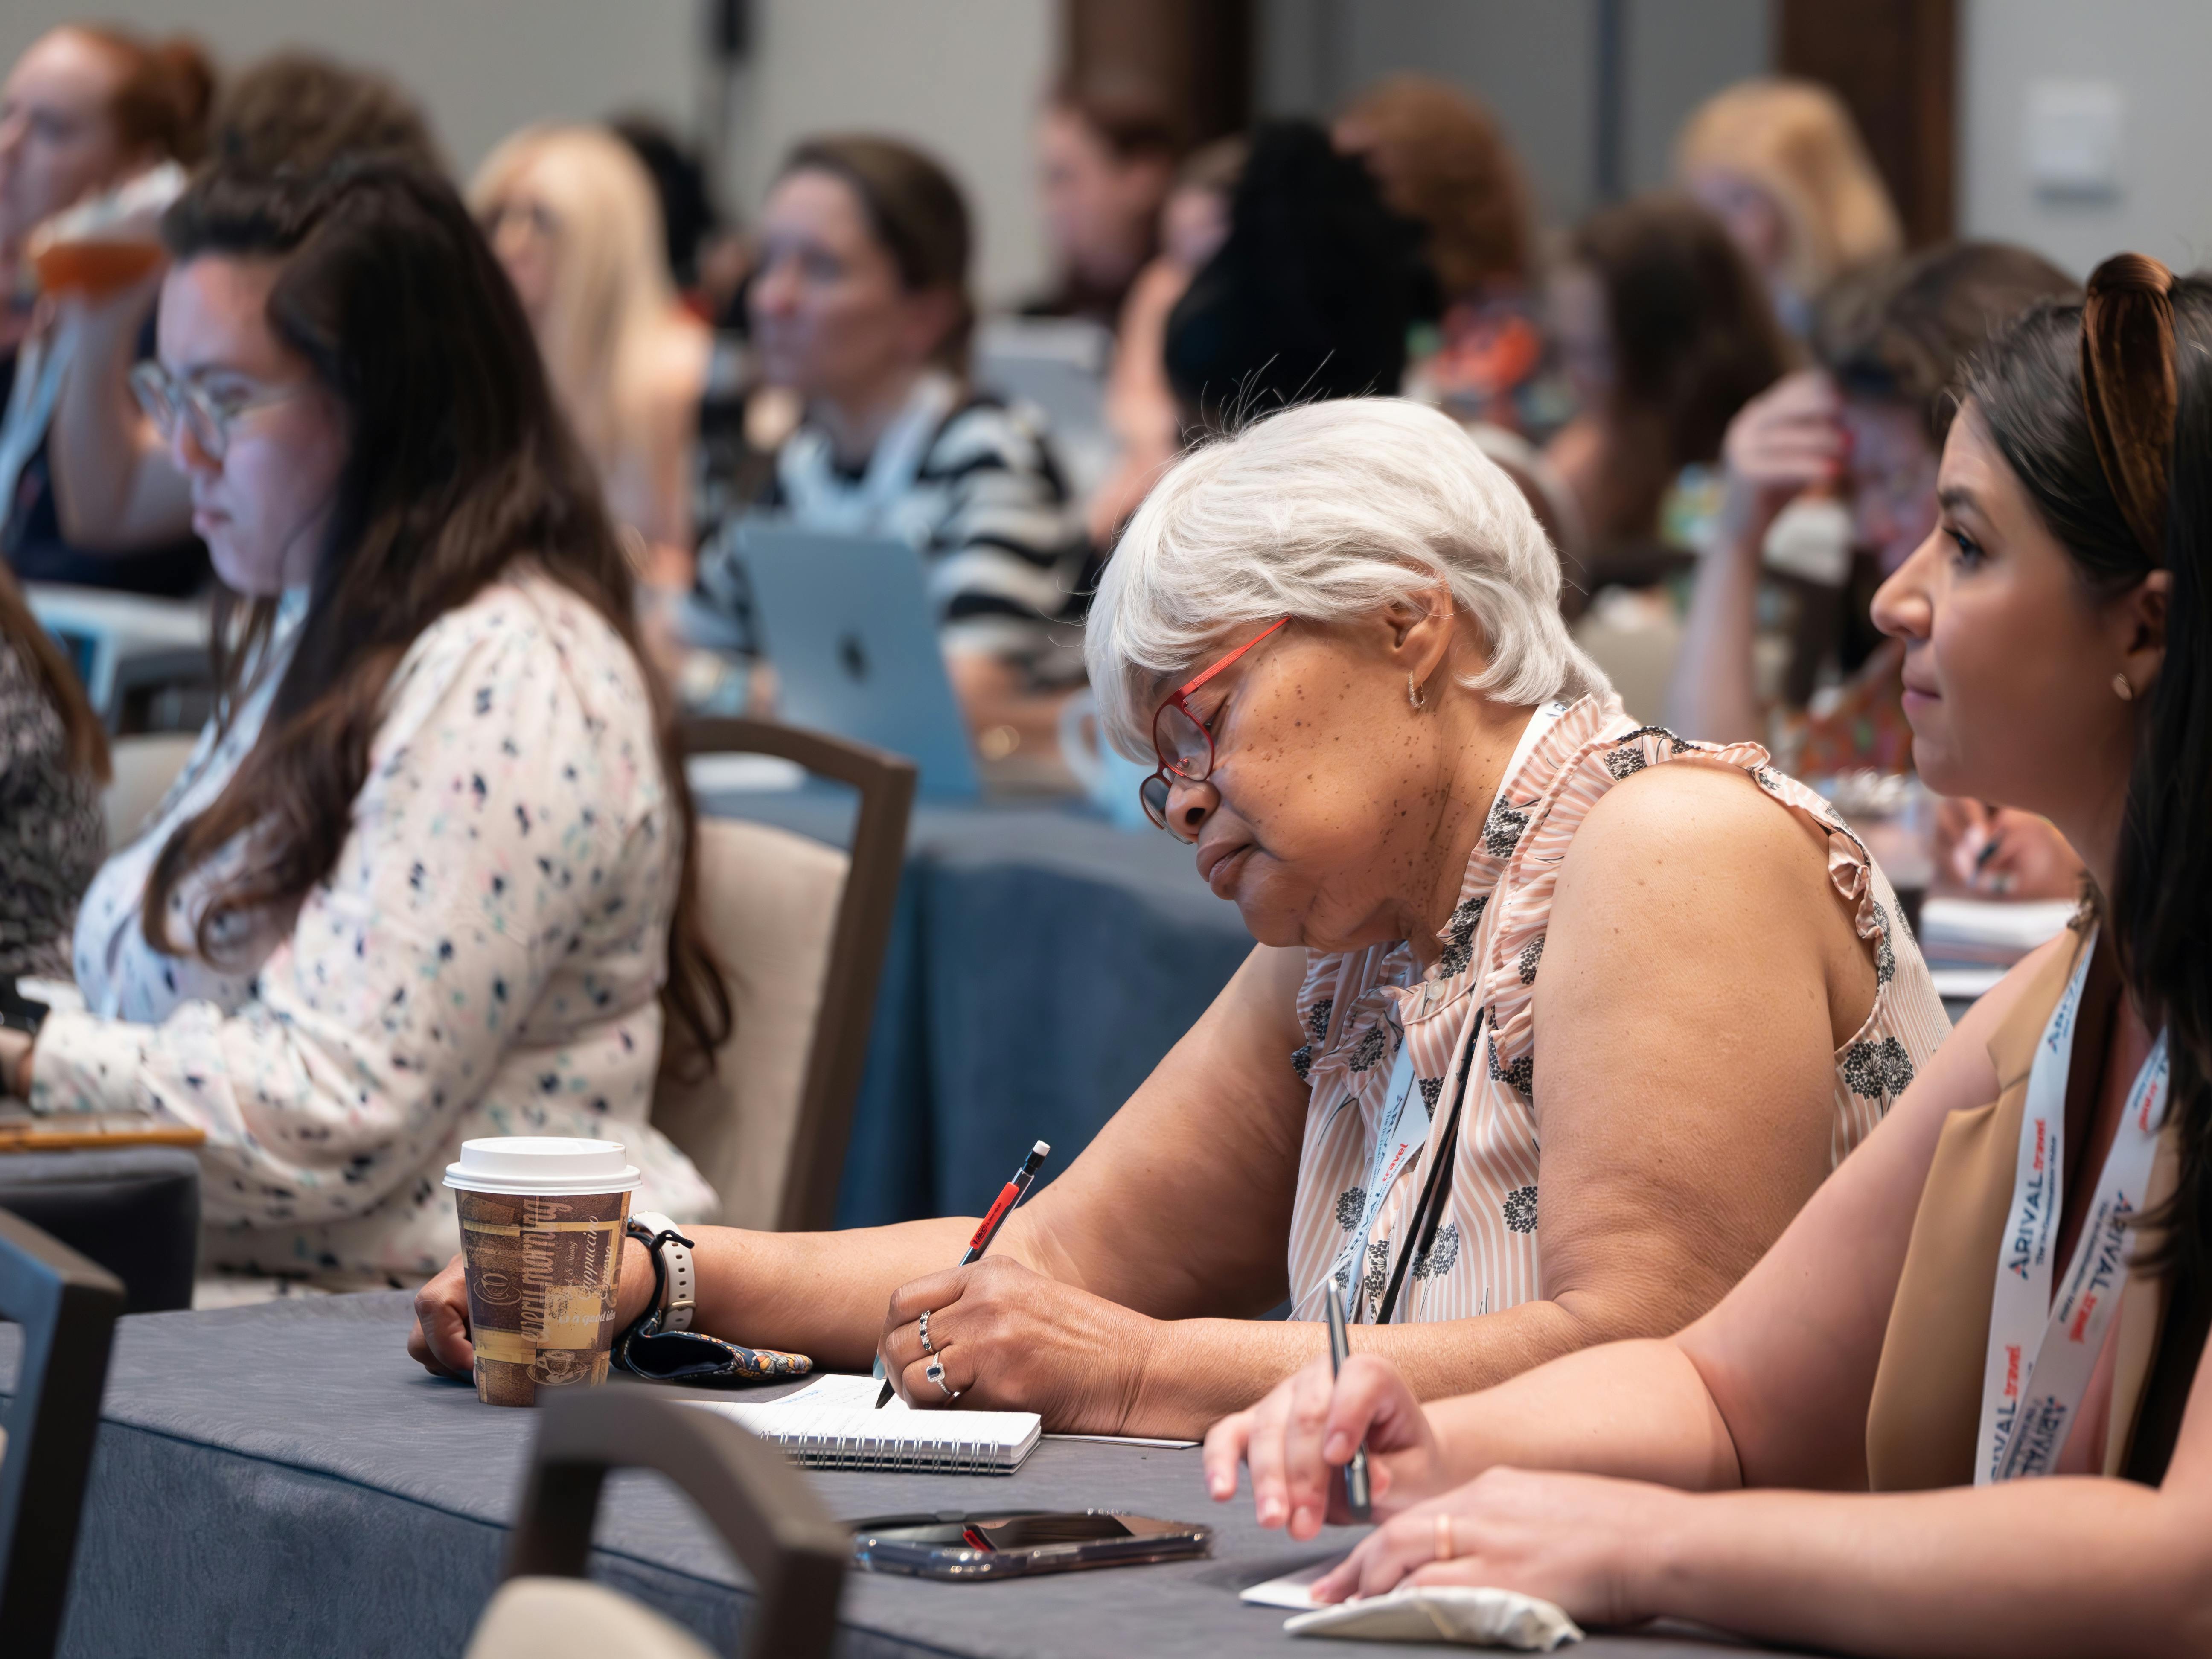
[1960,0,2212,278]
[0,0,1059,303]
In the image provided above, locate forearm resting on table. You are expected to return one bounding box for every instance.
[1141,1297,1718,1444]
[1424,1335,1743,1493]
[1647,1478,2212,1659]
[676,1214,1000,1368]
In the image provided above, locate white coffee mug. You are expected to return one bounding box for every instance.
[1057,690,1158,832]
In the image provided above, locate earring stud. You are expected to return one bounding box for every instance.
[2113,672,2135,701]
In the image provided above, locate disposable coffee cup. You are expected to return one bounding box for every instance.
[445,1137,641,1407]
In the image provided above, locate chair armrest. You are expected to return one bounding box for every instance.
[504,1388,847,1659]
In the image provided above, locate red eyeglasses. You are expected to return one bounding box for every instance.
[1139,616,1290,835]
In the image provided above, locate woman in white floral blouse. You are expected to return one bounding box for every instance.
[0,159,727,1284]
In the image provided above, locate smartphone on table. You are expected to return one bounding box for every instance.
[848,1510,1211,1580]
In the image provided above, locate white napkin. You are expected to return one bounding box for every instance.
[1284,1583,1583,1649]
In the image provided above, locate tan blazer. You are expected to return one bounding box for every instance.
[1865,924,2180,1488]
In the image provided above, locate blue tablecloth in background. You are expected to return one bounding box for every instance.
[695,791,1257,1227]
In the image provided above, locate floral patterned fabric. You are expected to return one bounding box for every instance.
[0,629,105,978]
[1285,693,1952,1326]
[31,569,716,1282]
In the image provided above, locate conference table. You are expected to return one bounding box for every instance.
[694,786,1257,1227]
[6,1292,1790,1657]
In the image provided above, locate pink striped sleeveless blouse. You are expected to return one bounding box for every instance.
[1285,693,1951,1325]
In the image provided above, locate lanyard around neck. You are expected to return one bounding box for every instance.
[1975,928,2172,1483]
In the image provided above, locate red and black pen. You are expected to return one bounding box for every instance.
[961,1139,1051,1264]
[876,1140,1052,1407]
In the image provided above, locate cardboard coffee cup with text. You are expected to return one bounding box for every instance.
[444,1138,641,1407]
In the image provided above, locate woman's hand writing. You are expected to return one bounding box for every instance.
[1201,1352,1449,1540]
[1310,1465,1682,1627]
[876,1254,1156,1433]
[1936,798,2084,900]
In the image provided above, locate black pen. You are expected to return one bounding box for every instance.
[876,1140,1052,1407]
[1324,1280,1372,1520]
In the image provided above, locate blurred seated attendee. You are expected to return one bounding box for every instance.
[1667,244,2078,760]
[1677,77,1903,344]
[470,124,710,586]
[209,50,442,175]
[608,113,723,316]
[0,159,723,1282]
[1208,264,2212,1657]
[0,564,106,981]
[1334,74,1558,439]
[1025,79,1180,331]
[414,398,1945,1435]
[41,50,442,581]
[607,114,781,564]
[1164,119,1423,431]
[1543,194,1789,585]
[0,24,212,595]
[1085,135,1244,547]
[699,135,1088,750]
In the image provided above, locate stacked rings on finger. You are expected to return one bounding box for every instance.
[926,1357,959,1400]
[1434,1513,1455,1562]
[918,1308,935,1356]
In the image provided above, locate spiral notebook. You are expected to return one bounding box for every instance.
[692,1374,1042,1474]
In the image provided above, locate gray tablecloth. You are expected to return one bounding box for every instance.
[3,1294,1778,1658]
[697,791,1257,1227]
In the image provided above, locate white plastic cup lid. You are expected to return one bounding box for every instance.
[443,1137,642,1196]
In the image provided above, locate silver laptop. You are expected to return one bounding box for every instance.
[733,523,982,800]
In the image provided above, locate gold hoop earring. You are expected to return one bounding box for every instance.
[2113,673,2135,702]
[1407,672,1425,710]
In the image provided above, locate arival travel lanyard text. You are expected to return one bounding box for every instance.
[1976,929,2171,1483]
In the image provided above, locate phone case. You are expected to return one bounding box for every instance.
[848,1510,1212,1580]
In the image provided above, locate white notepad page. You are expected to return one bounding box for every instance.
[687,1374,1042,1472]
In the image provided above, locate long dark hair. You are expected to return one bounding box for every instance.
[142,160,728,1068]
[1965,258,2212,1276]
[1573,193,1790,469]
[1163,119,1421,428]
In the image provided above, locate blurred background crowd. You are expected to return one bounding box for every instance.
[3,0,2186,1005]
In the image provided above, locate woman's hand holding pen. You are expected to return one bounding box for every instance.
[1202,1352,1449,1542]
[1304,1465,1679,1621]
[1935,798,2084,900]
[875,1254,1157,1434]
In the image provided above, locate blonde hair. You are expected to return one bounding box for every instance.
[1087,399,1608,761]
[468,124,679,489]
[1675,78,1902,301]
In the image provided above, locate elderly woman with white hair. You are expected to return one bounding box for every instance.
[409,399,1947,1438]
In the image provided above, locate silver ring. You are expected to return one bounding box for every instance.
[926,1356,959,1400]
[918,1308,935,1356]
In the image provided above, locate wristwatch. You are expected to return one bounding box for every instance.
[612,1212,812,1388]
[629,1210,697,1332]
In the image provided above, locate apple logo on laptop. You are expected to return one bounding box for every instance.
[838,631,870,683]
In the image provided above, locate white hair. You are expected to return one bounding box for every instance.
[1087,398,1610,760]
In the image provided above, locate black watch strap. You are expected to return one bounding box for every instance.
[611,1216,812,1387]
